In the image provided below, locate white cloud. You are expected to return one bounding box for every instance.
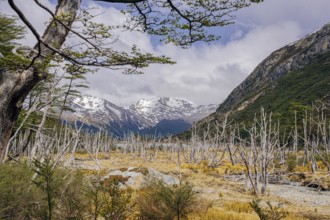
[83,0,330,106]
[86,21,302,106]
[235,0,330,34]
[1,0,329,107]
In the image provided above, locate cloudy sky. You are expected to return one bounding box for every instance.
[1,0,330,107]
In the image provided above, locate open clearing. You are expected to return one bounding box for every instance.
[73,152,330,220]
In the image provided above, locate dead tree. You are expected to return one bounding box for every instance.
[0,0,260,163]
[258,109,278,194]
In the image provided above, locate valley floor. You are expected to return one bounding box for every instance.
[72,152,330,220]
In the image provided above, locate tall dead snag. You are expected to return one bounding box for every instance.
[238,108,278,195]
[238,137,258,195]
[259,109,278,194]
[310,104,330,171]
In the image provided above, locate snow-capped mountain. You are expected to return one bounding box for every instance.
[63,95,217,137]
[70,95,151,127]
[129,97,216,124]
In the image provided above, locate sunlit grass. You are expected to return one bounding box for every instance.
[70,150,329,219]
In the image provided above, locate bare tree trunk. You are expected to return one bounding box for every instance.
[239,142,258,195]
[293,111,298,162]
[0,70,39,163]
[303,118,309,166]
[0,0,81,163]
[228,129,236,165]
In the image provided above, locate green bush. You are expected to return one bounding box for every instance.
[286,155,297,172]
[32,158,90,220]
[57,171,88,220]
[0,160,92,220]
[86,176,133,220]
[137,180,198,220]
[0,160,135,220]
[0,162,42,219]
[32,158,60,220]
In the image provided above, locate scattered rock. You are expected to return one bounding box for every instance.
[268,183,330,207]
[102,167,179,189]
[129,167,149,176]
[148,168,180,185]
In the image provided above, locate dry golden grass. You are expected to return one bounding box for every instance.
[294,165,311,173]
[182,160,247,176]
[189,206,259,220]
[73,151,329,220]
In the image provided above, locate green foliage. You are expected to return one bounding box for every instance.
[123,0,262,47]
[32,158,92,220]
[0,162,41,220]
[100,179,133,220]
[58,171,88,220]
[0,14,24,56]
[86,176,133,220]
[0,160,94,220]
[0,14,30,70]
[250,199,288,220]
[32,158,60,220]
[227,51,330,135]
[137,179,197,220]
[286,155,297,172]
[57,10,176,75]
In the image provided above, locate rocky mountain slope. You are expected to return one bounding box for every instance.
[195,22,330,133]
[63,96,216,137]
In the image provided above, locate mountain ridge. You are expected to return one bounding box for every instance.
[217,22,330,116]
[62,95,217,137]
[192,22,330,135]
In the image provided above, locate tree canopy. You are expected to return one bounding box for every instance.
[5,0,264,73]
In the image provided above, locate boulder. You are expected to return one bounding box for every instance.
[148,168,180,185]
[103,167,179,189]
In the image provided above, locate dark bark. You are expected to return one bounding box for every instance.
[0,69,40,162]
[0,0,81,163]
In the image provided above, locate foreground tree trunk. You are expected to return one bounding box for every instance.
[0,0,81,163]
[0,69,40,162]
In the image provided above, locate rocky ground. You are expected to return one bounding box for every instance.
[268,183,330,207]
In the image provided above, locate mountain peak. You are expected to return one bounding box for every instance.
[322,22,330,29]
[64,95,216,137]
[134,97,195,110]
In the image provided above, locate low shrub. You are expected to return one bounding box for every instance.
[86,175,133,220]
[137,179,198,220]
[0,162,42,220]
[286,155,297,172]
[0,160,133,220]
[32,158,91,220]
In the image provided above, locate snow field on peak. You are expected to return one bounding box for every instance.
[73,95,105,111]
[66,95,217,132]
